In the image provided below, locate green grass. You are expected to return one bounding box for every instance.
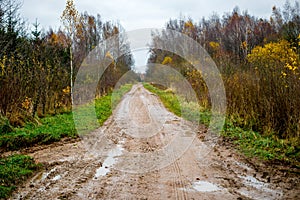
[0,113,77,151]
[223,122,300,165]
[0,154,41,199]
[74,84,133,135]
[144,83,181,116]
[144,82,300,166]
[0,84,132,199]
[0,84,133,199]
[0,84,132,151]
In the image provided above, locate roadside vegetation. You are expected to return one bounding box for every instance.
[146,1,300,167]
[0,0,136,150]
[0,155,41,199]
[0,0,133,130]
[143,83,211,125]
[0,0,135,197]
[1,0,300,198]
[0,113,76,151]
[0,84,132,199]
[0,84,132,151]
[144,82,300,166]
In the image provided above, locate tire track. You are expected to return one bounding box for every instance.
[171,158,189,200]
[11,83,288,199]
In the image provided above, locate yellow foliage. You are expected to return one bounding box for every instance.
[184,21,194,29]
[61,0,81,39]
[247,40,299,75]
[105,51,116,66]
[162,56,173,65]
[22,97,32,110]
[183,20,196,35]
[51,33,58,43]
[209,41,220,51]
[105,51,113,59]
[62,86,71,94]
[281,71,287,77]
[241,41,247,49]
[0,55,7,76]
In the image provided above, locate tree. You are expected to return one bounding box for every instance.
[31,18,41,40]
[281,1,300,50]
[0,0,23,58]
[61,0,81,104]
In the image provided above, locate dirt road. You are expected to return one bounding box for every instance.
[11,84,298,199]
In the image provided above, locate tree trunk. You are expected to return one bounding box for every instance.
[70,46,74,105]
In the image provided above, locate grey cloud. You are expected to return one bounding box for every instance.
[20,0,286,32]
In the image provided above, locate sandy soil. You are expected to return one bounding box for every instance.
[10,84,299,200]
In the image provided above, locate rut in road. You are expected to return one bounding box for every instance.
[12,84,286,199]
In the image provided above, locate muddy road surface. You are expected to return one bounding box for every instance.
[11,84,299,199]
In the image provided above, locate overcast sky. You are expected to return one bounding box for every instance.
[19,0,287,72]
[19,0,287,31]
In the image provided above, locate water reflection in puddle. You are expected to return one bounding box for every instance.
[239,175,268,190]
[193,181,222,192]
[52,175,61,181]
[238,175,283,199]
[182,180,223,193]
[41,167,56,181]
[94,144,124,179]
[234,161,252,171]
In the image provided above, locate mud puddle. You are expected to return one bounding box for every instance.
[192,180,223,192]
[10,84,299,200]
[94,143,124,179]
[51,175,62,181]
[237,175,283,199]
[41,167,57,181]
[182,180,223,193]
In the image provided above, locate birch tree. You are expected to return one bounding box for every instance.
[61,0,80,104]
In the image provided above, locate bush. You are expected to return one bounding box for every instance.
[0,115,13,134]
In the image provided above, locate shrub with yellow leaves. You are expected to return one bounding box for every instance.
[247,40,299,76]
[209,41,220,51]
[21,97,32,114]
[244,39,300,139]
[105,51,113,59]
[62,86,71,94]
[162,56,173,65]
